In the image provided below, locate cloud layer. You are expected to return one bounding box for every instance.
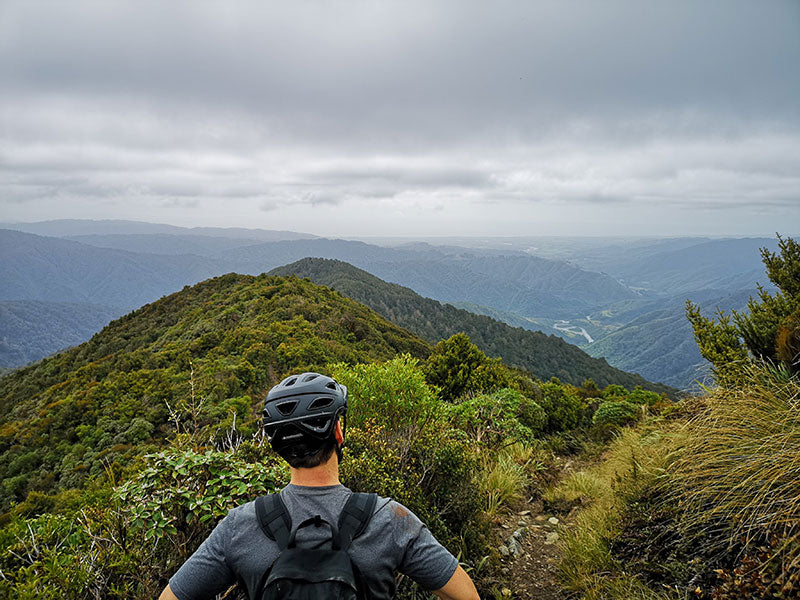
[1,0,798,235]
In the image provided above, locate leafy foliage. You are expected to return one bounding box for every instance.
[0,443,285,599]
[592,401,640,429]
[687,235,800,385]
[538,380,583,433]
[449,388,545,448]
[423,333,510,401]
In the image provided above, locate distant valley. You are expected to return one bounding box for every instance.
[0,220,785,390]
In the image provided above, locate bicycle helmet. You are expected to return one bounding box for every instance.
[263,372,348,459]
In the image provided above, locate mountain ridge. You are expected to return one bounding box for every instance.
[268,258,675,394]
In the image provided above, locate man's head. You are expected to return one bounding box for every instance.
[263,372,347,469]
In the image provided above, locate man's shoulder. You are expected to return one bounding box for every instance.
[229,489,416,531]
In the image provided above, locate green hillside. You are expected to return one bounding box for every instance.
[0,301,125,367]
[268,258,675,394]
[0,273,430,507]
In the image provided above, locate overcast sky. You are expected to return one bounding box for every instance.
[1,0,798,237]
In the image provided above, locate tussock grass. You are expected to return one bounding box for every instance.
[670,366,800,566]
[553,366,800,599]
[477,445,533,516]
[550,424,683,599]
[543,470,605,506]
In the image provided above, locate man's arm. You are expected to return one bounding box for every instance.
[158,584,179,600]
[433,565,480,600]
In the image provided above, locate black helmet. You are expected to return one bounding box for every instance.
[263,372,348,459]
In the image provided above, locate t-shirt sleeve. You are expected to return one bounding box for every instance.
[392,502,459,591]
[169,511,238,600]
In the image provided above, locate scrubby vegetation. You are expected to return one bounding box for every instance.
[0,271,664,599]
[0,274,429,507]
[553,235,800,599]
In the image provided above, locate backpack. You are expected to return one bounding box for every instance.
[254,492,378,600]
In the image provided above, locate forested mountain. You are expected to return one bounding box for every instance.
[225,239,635,317]
[1,224,775,389]
[578,237,778,294]
[0,301,125,367]
[584,289,755,389]
[268,258,674,394]
[0,229,224,309]
[0,274,430,506]
[64,234,266,257]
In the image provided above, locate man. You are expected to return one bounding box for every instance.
[159,372,480,600]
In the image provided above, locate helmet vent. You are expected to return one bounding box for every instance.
[276,401,298,416]
[284,377,297,387]
[326,382,337,390]
[303,374,319,382]
[308,397,333,410]
[306,417,329,432]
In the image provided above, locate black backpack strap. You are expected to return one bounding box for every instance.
[335,492,377,551]
[255,493,292,550]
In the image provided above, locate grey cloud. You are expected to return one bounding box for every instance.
[1,0,798,236]
[2,0,798,145]
[299,165,494,190]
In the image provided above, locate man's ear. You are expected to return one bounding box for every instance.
[334,420,344,445]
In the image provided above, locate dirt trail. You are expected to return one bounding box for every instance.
[493,457,583,599]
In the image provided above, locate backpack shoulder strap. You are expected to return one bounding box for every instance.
[336,492,378,551]
[255,493,292,550]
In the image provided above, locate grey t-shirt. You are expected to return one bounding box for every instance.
[169,483,459,600]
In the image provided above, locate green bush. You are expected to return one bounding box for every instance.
[423,333,509,401]
[539,380,583,433]
[0,444,287,600]
[592,401,640,429]
[624,386,663,407]
[449,388,544,448]
[332,355,443,432]
[336,359,486,558]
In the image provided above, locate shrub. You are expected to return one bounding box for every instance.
[423,333,509,401]
[625,386,663,407]
[0,444,287,600]
[449,388,543,448]
[332,355,442,432]
[335,358,485,557]
[592,401,640,429]
[539,381,583,433]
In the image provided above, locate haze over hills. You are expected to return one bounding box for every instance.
[0,219,318,241]
[0,229,223,309]
[0,220,779,389]
[0,301,126,368]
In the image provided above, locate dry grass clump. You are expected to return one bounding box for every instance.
[549,424,683,599]
[478,450,528,516]
[670,366,800,570]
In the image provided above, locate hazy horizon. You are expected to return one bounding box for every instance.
[2,1,798,237]
[0,217,792,242]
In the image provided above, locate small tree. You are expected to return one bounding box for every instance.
[423,333,508,401]
[687,235,800,385]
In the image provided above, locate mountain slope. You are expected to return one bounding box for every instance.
[0,273,430,506]
[585,289,755,390]
[0,229,226,309]
[225,238,636,317]
[607,238,779,294]
[0,301,126,367]
[0,219,317,241]
[268,258,675,394]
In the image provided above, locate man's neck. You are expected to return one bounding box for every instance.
[289,457,340,487]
